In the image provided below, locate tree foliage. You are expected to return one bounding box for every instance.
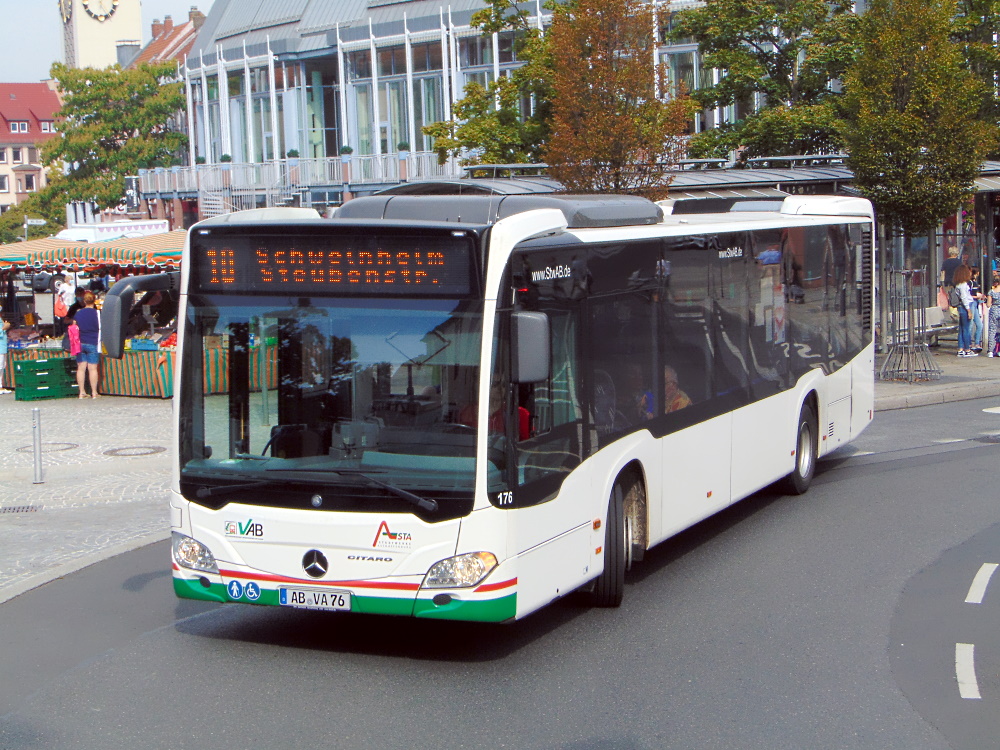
[838,0,995,235]
[424,0,552,165]
[670,0,857,159]
[543,0,695,198]
[42,62,187,209]
[953,0,1000,149]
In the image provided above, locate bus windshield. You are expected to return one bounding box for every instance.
[178,294,483,516]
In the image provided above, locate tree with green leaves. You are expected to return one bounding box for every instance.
[669,0,858,160]
[953,0,1000,150]
[542,0,694,197]
[838,0,995,237]
[0,193,65,246]
[41,61,187,210]
[424,0,552,165]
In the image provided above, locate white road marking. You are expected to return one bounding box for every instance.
[932,439,966,444]
[982,407,1000,414]
[965,563,999,604]
[956,643,982,700]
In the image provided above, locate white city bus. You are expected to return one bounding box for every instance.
[102,192,874,622]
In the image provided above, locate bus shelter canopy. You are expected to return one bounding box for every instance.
[0,230,186,270]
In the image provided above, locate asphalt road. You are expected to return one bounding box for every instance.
[4,399,1000,749]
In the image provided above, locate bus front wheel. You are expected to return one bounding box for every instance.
[589,480,627,607]
[783,404,817,495]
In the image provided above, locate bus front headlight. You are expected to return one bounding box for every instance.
[422,552,498,589]
[172,532,219,574]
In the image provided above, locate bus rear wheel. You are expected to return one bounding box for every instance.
[589,480,627,607]
[783,404,817,495]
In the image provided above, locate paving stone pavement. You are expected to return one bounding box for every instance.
[0,395,172,603]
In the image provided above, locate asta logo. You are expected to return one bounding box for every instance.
[225,519,264,538]
[372,520,413,550]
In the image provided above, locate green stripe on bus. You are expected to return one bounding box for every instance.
[413,593,516,622]
[174,576,514,620]
[174,576,228,603]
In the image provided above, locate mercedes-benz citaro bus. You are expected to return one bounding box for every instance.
[101,191,874,623]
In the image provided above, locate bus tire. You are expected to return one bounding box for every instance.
[783,404,817,495]
[590,480,626,607]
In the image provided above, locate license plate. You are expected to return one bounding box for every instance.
[279,587,351,612]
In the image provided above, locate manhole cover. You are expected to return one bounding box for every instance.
[15,442,78,453]
[103,446,167,457]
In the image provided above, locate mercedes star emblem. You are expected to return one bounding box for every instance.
[302,549,329,578]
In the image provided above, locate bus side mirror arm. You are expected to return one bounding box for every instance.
[511,311,550,384]
[101,272,180,358]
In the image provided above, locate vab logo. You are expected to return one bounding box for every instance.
[225,519,264,538]
[372,520,413,550]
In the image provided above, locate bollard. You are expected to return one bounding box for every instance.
[31,407,43,484]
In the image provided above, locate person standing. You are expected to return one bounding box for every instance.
[74,291,101,398]
[0,313,11,394]
[988,273,1000,357]
[941,246,962,290]
[954,264,977,357]
[970,266,986,353]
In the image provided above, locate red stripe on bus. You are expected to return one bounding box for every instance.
[475,577,517,593]
[217,567,421,591]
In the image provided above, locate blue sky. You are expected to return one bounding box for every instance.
[0,0,216,83]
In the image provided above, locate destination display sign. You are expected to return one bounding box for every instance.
[191,232,475,296]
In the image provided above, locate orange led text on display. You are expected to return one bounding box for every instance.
[205,248,238,284]
[197,234,472,296]
[262,247,447,285]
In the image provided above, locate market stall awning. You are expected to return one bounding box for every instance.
[0,230,187,270]
[0,245,32,267]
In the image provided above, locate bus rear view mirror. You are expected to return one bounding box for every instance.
[512,311,550,383]
[101,272,179,358]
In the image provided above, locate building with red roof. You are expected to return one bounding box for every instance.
[0,82,62,215]
[126,8,207,69]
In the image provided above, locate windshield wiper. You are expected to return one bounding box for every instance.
[195,480,273,499]
[191,473,336,499]
[267,467,439,512]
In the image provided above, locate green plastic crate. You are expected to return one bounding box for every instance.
[15,382,80,401]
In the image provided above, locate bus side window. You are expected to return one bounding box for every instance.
[514,309,584,501]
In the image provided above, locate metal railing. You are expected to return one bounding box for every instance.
[878,267,942,382]
[139,152,462,196]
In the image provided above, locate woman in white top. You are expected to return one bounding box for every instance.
[954,264,977,357]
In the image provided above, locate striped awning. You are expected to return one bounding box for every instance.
[0,230,187,269]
